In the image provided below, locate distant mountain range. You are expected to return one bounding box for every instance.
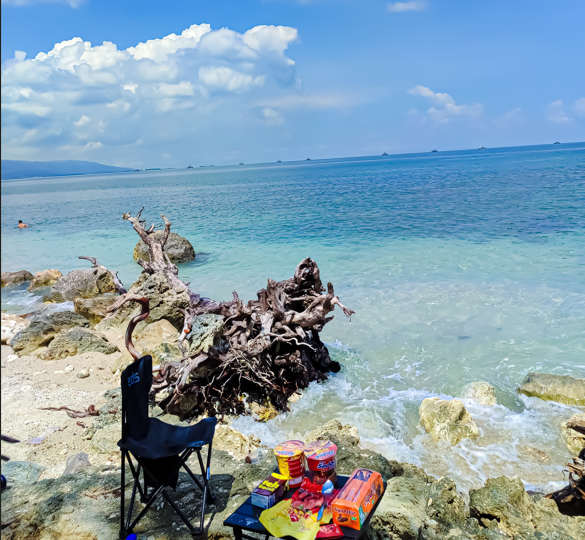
[1,160,134,180]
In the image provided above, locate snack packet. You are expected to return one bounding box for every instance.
[317,524,344,539]
[259,499,320,540]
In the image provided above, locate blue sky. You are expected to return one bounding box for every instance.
[2,0,584,167]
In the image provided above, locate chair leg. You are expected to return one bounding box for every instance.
[196,446,215,500]
[199,443,213,531]
[119,450,126,539]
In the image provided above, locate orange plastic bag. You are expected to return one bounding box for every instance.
[259,499,321,540]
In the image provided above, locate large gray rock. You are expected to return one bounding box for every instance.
[562,413,585,456]
[0,461,45,485]
[133,231,195,264]
[39,327,118,360]
[96,271,190,333]
[470,475,585,538]
[1,270,34,287]
[90,423,120,453]
[44,266,116,303]
[109,319,182,374]
[1,313,30,345]
[187,314,225,355]
[518,372,585,406]
[10,311,89,356]
[419,397,479,446]
[462,381,497,406]
[73,296,117,326]
[27,269,62,291]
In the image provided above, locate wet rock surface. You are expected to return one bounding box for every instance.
[39,327,119,360]
[10,311,89,356]
[518,372,585,406]
[462,381,497,406]
[1,270,34,287]
[27,269,63,291]
[562,413,585,456]
[134,231,196,264]
[419,397,480,446]
[187,313,225,355]
[45,266,116,303]
[1,313,30,345]
[74,296,117,326]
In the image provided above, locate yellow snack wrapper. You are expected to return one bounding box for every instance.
[259,499,321,540]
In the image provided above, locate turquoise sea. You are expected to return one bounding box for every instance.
[2,143,585,491]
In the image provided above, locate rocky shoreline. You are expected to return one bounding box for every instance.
[2,414,584,540]
[2,229,585,538]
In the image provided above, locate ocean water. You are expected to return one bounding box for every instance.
[2,143,585,492]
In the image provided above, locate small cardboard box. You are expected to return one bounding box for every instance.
[251,473,288,509]
[332,469,384,530]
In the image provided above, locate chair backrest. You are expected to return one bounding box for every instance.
[120,355,153,444]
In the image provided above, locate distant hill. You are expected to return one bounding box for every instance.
[1,160,134,180]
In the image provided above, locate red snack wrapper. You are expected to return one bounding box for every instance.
[317,524,344,538]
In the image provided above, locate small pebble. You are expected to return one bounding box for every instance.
[76,370,90,379]
[6,355,18,363]
[64,365,74,373]
[60,448,68,455]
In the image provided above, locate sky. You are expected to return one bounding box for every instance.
[1,0,584,168]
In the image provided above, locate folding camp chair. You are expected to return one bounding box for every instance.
[118,355,217,538]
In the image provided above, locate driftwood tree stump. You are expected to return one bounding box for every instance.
[102,208,354,419]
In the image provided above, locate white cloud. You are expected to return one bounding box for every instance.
[1,22,301,162]
[575,97,585,117]
[547,100,573,124]
[74,115,90,127]
[408,85,483,124]
[495,107,522,129]
[387,1,428,13]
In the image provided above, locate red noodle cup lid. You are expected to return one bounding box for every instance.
[274,440,305,458]
[304,440,337,461]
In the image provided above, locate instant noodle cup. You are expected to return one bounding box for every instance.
[274,440,306,488]
[304,440,337,485]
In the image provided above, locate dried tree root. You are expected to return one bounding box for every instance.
[546,453,585,516]
[102,208,355,419]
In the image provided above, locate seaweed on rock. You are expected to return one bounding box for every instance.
[100,208,355,419]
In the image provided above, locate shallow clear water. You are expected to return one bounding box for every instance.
[2,143,585,491]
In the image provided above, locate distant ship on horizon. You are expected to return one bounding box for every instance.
[382,152,388,156]
[306,157,311,161]
[431,149,438,153]
[478,146,487,149]
[554,141,561,144]
[277,160,282,163]
[187,164,193,169]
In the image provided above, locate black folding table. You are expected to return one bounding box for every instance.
[223,474,386,540]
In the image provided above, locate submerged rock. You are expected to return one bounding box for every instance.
[27,269,63,291]
[419,397,479,446]
[1,313,30,345]
[74,296,117,326]
[96,271,190,333]
[1,270,34,287]
[45,266,116,303]
[462,381,497,406]
[39,327,119,360]
[562,413,585,456]
[10,311,89,356]
[518,372,585,406]
[134,231,195,264]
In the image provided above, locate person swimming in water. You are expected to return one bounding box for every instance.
[18,220,28,228]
